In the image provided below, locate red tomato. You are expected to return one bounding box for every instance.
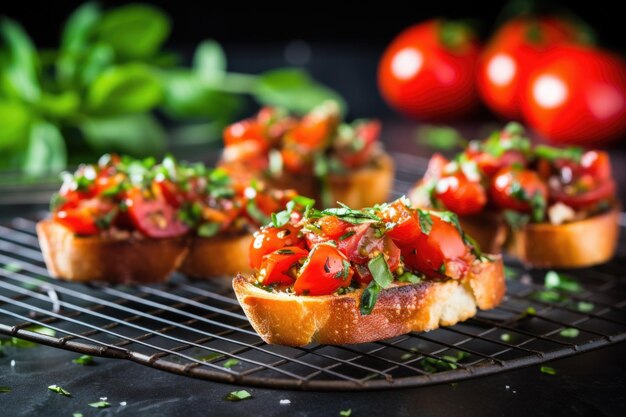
[223,119,268,150]
[280,145,312,174]
[379,199,422,246]
[258,246,309,285]
[54,199,114,235]
[490,167,548,212]
[581,150,612,182]
[221,140,269,170]
[378,19,480,121]
[402,215,468,278]
[249,224,304,269]
[126,188,189,238]
[423,153,449,181]
[434,173,487,216]
[521,45,626,145]
[552,180,615,209]
[337,121,381,168]
[317,216,351,240]
[477,17,583,120]
[293,244,353,296]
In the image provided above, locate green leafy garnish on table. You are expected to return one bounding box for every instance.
[559,328,580,338]
[0,386,10,393]
[339,409,353,417]
[48,384,71,397]
[222,358,240,369]
[225,390,252,401]
[72,355,95,365]
[540,366,556,375]
[88,401,111,408]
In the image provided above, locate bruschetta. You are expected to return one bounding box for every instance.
[37,154,296,283]
[219,101,395,208]
[409,122,620,268]
[233,196,505,346]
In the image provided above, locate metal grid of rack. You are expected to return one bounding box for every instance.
[1,154,625,390]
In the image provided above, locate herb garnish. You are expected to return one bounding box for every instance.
[360,254,394,315]
[277,249,295,255]
[89,401,111,408]
[396,271,422,284]
[48,385,71,396]
[0,386,10,393]
[544,271,582,293]
[338,230,356,241]
[559,328,580,338]
[334,260,351,280]
[319,203,380,225]
[417,209,433,235]
[223,358,240,369]
[72,355,94,366]
[540,366,556,375]
[198,222,220,238]
[419,351,469,373]
[534,145,583,163]
[225,390,252,401]
[500,333,512,342]
[577,301,594,313]
[339,409,353,417]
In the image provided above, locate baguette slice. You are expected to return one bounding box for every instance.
[458,212,508,254]
[268,152,395,208]
[233,256,505,346]
[506,205,621,268]
[178,233,254,278]
[37,219,189,284]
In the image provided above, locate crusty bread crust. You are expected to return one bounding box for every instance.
[233,256,505,346]
[268,152,395,208]
[506,205,620,268]
[37,219,189,284]
[179,233,254,278]
[458,212,508,254]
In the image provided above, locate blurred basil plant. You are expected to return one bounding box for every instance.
[0,3,345,176]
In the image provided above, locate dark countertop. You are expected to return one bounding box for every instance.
[1,340,624,417]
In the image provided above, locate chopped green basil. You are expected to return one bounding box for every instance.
[544,271,582,293]
[276,249,295,255]
[360,280,381,316]
[48,384,71,396]
[272,210,291,228]
[396,271,422,284]
[533,290,563,303]
[559,328,580,338]
[88,401,111,408]
[534,145,583,163]
[540,366,556,375]
[334,260,351,280]
[503,210,530,230]
[72,355,94,366]
[577,301,594,313]
[368,254,393,288]
[197,352,224,362]
[246,199,270,226]
[525,306,537,316]
[223,358,240,369]
[321,204,380,225]
[417,209,433,235]
[339,409,352,417]
[338,230,356,241]
[225,390,252,401]
[0,386,10,393]
[73,413,83,417]
[198,222,220,238]
[500,333,512,342]
[530,191,546,223]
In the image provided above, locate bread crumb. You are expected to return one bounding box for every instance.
[280,399,291,405]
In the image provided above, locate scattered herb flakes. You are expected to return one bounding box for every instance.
[417,209,433,235]
[544,271,582,293]
[72,355,94,366]
[198,352,224,362]
[368,254,393,288]
[540,366,556,375]
[73,413,83,417]
[503,266,517,280]
[223,358,240,369]
[400,348,419,361]
[533,289,563,303]
[577,301,594,313]
[89,401,111,408]
[419,351,469,373]
[0,386,10,393]
[500,333,512,342]
[225,390,252,401]
[48,384,71,397]
[3,262,22,272]
[559,328,580,338]
[525,307,537,316]
[339,409,353,417]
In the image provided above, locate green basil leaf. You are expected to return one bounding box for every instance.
[79,43,115,87]
[416,125,466,150]
[368,253,394,289]
[222,358,240,369]
[397,271,422,284]
[225,390,252,401]
[360,280,381,316]
[88,401,111,408]
[0,386,10,393]
[22,121,67,176]
[87,63,162,115]
[559,328,579,338]
[61,2,101,54]
[254,68,346,114]
[161,70,242,120]
[81,113,166,156]
[502,210,529,230]
[544,271,582,293]
[534,145,583,163]
[194,39,226,82]
[540,366,556,375]
[339,409,352,417]
[37,92,80,118]
[48,384,71,397]
[72,355,95,365]
[0,18,40,101]
[417,209,433,235]
[198,222,220,238]
[96,4,170,59]
[0,99,31,151]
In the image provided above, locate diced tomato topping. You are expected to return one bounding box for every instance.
[338,121,381,168]
[258,246,309,285]
[293,244,353,296]
[490,167,548,213]
[223,119,268,150]
[434,173,487,216]
[249,224,304,269]
[379,200,422,246]
[126,187,189,238]
[54,199,115,236]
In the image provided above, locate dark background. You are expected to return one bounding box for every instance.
[2,0,624,118]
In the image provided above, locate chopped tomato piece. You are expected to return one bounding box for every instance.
[465,149,526,178]
[490,167,548,213]
[249,224,304,269]
[54,199,115,235]
[434,173,487,216]
[379,200,422,246]
[258,246,309,285]
[338,121,381,168]
[423,153,449,181]
[223,119,268,150]
[293,244,353,296]
[126,188,189,238]
[402,215,468,279]
[317,216,351,240]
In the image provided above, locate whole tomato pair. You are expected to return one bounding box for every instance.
[378,18,626,146]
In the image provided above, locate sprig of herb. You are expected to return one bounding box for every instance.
[72,355,94,366]
[88,401,111,408]
[540,366,556,375]
[0,386,11,393]
[48,385,71,397]
[225,390,252,401]
[222,359,240,369]
[339,409,353,417]
[544,271,582,293]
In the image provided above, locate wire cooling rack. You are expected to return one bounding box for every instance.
[1,154,625,391]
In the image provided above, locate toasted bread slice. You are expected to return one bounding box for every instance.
[37,219,189,284]
[458,212,508,254]
[268,152,395,208]
[233,256,505,346]
[178,233,254,278]
[506,205,621,268]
